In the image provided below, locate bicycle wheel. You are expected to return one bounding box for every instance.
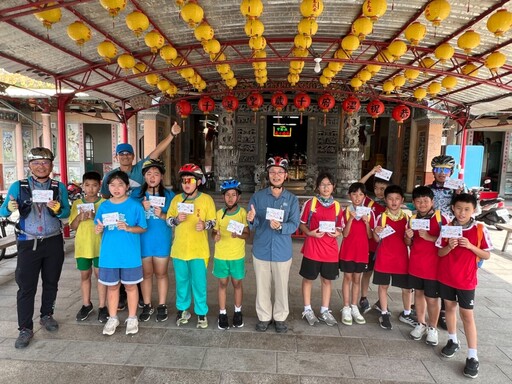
[0,220,18,259]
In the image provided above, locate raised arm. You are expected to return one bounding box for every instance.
[148,122,181,159]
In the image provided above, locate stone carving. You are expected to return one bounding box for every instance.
[337,113,362,195]
[305,163,318,192]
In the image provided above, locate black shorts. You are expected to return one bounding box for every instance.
[439,282,475,310]
[300,257,339,281]
[339,260,367,273]
[365,252,375,272]
[408,275,440,298]
[373,271,410,289]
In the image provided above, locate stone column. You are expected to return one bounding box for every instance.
[215,110,239,190]
[305,115,318,192]
[336,112,362,195]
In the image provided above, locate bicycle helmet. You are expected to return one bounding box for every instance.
[178,163,205,182]
[27,147,54,162]
[431,155,455,169]
[220,178,242,194]
[142,158,166,175]
[266,156,289,172]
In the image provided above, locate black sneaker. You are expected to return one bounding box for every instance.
[98,307,109,323]
[373,300,382,312]
[138,304,154,322]
[274,321,288,333]
[439,310,447,330]
[399,311,419,328]
[14,328,33,349]
[463,358,479,379]
[255,320,271,332]
[359,297,371,314]
[118,295,127,311]
[233,311,244,328]
[76,303,93,321]
[379,312,392,330]
[218,313,229,330]
[138,298,144,309]
[156,304,168,322]
[441,339,460,358]
[40,315,59,332]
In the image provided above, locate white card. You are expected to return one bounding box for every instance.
[77,203,95,213]
[496,208,510,220]
[266,207,284,222]
[443,178,464,190]
[356,206,372,218]
[149,195,165,207]
[441,225,463,238]
[32,189,53,203]
[379,225,396,239]
[177,202,194,214]
[102,212,119,226]
[410,219,430,231]
[375,168,393,181]
[319,221,336,233]
[227,220,245,235]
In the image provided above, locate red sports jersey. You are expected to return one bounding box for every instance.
[436,222,493,290]
[374,214,409,274]
[364,196,385,252]
[339,208,375,263]
[300,198,344,263]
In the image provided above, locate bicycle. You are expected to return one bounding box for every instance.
[0,194,18,261]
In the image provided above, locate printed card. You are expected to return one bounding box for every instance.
[375,168,393,181]
[318,221,336,233]
[102,212,119,226]
[77,203,95,213]
[443,178,464,190]
[149,195,165,207]
[441,225,463,238]
[227,220,245,235]
[32,190,53,203]
[356,206,372,218]
[266,207,284,222]
[379,225,396,239]
[177,202,194,214]
[496,208,510,220]
[410,219,430,231]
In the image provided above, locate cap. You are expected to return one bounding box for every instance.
[116,143,134,154]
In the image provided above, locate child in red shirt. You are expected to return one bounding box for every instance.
[436,193,492,379]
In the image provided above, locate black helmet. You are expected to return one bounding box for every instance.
[431,155,455,169]
[142,158,166,175]
[27,147,54,162]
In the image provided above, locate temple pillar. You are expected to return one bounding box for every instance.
[337,111,362,195]
[215,110,240,190]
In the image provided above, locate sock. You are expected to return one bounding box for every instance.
[320,306,329,314]
[381,311,388,315]
[448,334,458,343]
[219,309,227,315]
[127,316,137,320]
[403,309,411,316]
[351,304,358,310]
[234,306,242,312]
[110,315,118,320]
[304,305,312,312]
[468,349,478,360]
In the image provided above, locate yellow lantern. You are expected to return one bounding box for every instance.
[358,69,372,83]
[125,10,149,38]
[362,0,387,21]
[290,61,305,70]
[342,34,360,54]
[292,47,309,58]
[157,79,171,92]
[427,81,441,96]
[366,64,381,74]
[160,45,178,64]
[298,18,318,36]
[424,0,450,27]
[404,22,426,46]
[67,21,91,46]
[404,68,420,82]
[350,77,363,90]
[189,74,201,85]
[352,16,373,41]
[289,67,302,75]
[194,22,214,42]
[249,36,267,51]
[485,51,507,73]
[240,0,263,19]
[461,63,479,77]
[145,74,159,86]
[221,70,235,80]
[245,19,264,37]
[254,68,267,77]
[180,2,204,27]
[441,76,458,90]
[196,80,207,91]
[172,56,187,67]
[300,0,324,19]
[210,52,226,62]
[34,2,61,30]
[97,40,117,63]
[225,78,237,89]
[382,80,395,94]
[131,61,147,75]
[294,34,312,49]
[166,84,178,97]
[288,73,300,85]
[180,67,195,79]
[117,53,135,71]
[392,75,406,89]
[322,68,336,79]
[487,9,512,38]
[253,61,267,70]
[216,63,231,74]
[335,48,350,60]
[434,43,454,63]
[320,76,332,87]
[457,30,480,54]
[414,88,427,101]
[99,0,126,18]
[328,61,344,72]
[144,30,164,54]
[388,40,408,60]
[419,57,436,70]
[256,76,267,85]
[204,39,221,54]
[376,49,395,63]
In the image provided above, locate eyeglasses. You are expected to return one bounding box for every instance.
[181,177,197,184]
[269,171,286,176]
[433,167,451,174]
[30,160,51,167]
[319,183,333,188]
[117,151,133,156]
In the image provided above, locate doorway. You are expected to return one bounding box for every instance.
[83,123,112,176]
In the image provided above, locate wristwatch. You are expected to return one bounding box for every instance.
[277,224,283,231]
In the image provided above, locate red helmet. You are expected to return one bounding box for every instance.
[178,163,204,180]
[266,156,289,171]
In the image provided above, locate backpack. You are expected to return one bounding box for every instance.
[18,178,60,219]
[307,197,341,227]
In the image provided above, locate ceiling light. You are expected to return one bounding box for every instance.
[314,57,322,73]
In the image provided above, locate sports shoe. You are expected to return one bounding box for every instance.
[76,303,93,321]
[274,321,288,333]
[255,320,271,332]
[176,310,191,326]
[318,310,337,326]
[341,306,352,325]
[359,297,371,314]
[426,326,439,346]
[156,304,168,322]
[351,305,366,325]
[439,310,447,330]
[14,328,33,349]
[399,311,418,328]
[441,339,460,358]
[410,323,427,341]
[40,315,59,332]
[197,315,208,329]
[138,298,144,309]
[372,300,382,312]
[125,317,139,335]
[118,295,127,311]
[138,304,154,322]
[232,311,244,328]
[218,313,229,330]
[102,317,120,336]
[463,358,479,379]
[379,312,392,330]
[302,309,320,326]
[98,307,109,323]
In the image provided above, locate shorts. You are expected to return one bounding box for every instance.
[365,252,375,272]
[212,258,246,280]
[299,257,339,280]
[408,275,440,298]
[76,257,99,271]
[98,266,143,286]
[142,254,170,259]
[339,260,367,274]
[373,271,410,289]
[439,282,475,310]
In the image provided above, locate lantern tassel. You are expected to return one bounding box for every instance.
[300,112,303,125]
[323,113,327,127]
[373,119,376,133]
[397,123,402,138]
[253,111,257,124]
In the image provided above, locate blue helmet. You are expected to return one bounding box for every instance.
[220,178,241,194]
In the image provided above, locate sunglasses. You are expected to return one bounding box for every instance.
[181,178,197,185]
[30,160,52,167]
[433,167,451,174]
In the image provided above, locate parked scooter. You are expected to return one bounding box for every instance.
[470,179,511,230]
[67,181,83,204]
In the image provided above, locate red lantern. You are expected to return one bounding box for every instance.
[175,99,192,120]
[271,91,288,122]
[366,99,385,132]
[222,95,239,113]
[293,92,311,124]
[392,104,411,138]
[246,92,264,123]
[198,96,215,115]
[342,95,361,115]
[317,93,335,126]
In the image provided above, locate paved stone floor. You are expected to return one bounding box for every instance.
[0,225,511,383]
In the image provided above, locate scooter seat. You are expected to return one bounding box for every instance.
[479,197,504,206]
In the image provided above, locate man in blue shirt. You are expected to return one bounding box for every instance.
[247,157,300,333]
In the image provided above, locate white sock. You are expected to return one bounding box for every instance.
[468,348,478,360]
[219,309,227,315]
[234,306,242,312]
[403,309,411,316]
[320,306,329,314]
[304,305,312,312]
[448,334,458,343]
[351,304,358,310]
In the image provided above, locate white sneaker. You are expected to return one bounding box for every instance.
[302,309,320,326]
[125,317,139,335]
[426,326,439,346]
[102,317,119,336]
[351,305,366,325]
[341,306,352,325]
[410,323,427,341]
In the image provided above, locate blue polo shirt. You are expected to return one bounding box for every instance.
[100,156,149,197]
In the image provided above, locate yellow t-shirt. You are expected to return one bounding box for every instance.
[213,206,247,261]
[167,192,216,261]
[70,197,105,259]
